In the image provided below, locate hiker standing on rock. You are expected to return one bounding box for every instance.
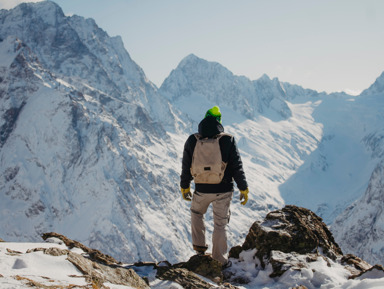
[180,106,249,268]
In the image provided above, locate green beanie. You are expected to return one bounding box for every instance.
[205,106,222,123]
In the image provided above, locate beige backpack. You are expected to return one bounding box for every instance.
[190,133,230,184]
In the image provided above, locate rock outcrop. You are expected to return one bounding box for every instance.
[351,264,384,280]
[38,233,149,289]
[67,252,149,289]
[42,232,119,266]
[225,205,381,285]
[230,205,342,265]
[3,206,384,288]
[151,205,383,287]
[37,233,236,288]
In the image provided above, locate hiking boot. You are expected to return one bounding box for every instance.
[193,245,208,256]
[222,260,232,270]
[196,250,206,256]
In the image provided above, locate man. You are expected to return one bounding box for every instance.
[180,105,249,268]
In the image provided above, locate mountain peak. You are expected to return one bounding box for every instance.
[177,53,228,73]
[10,1,65,26]
[160,53,292,120]
[181,53,200,62]
[258,73,271,81]
[177,53,199,68]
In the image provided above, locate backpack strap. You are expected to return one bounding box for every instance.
[194,132,232,140]
[215,133,232,139]
[194,133,203,140]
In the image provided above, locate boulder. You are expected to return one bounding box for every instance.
[181,254,223,282]
[226,205,354,282]
[230,205,343,266]
[225,205,384,285]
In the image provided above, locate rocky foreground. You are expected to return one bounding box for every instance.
[1,205,384,289]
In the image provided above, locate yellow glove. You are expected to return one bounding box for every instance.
[181,187,192,201]
[240,188,249,205]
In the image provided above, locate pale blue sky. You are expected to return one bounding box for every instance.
[2,0,384,94]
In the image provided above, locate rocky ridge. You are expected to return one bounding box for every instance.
[1,206,383,289]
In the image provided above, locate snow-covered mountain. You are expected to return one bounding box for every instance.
[160,54,292,122]
[0,1,188,264]
[1,0,384,268]
[159,53,384,265]
[159,53,334,247]
[159,52,375,224]
[0,1,179,129]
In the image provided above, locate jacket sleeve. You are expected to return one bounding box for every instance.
[180,135,196,189]
[228,137,248,191]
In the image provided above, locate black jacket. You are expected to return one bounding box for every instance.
[180,116,248,193]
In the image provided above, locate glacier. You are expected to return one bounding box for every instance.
[0,1,384,267]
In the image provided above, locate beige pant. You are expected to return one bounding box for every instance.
[190,191,233,265]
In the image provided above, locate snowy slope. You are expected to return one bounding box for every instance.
[333,160,384,266]
[331,78,384,265]
[280,93,382,222]
[0,240,89,289]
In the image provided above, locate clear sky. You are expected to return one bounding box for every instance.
[2,0,384,94]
